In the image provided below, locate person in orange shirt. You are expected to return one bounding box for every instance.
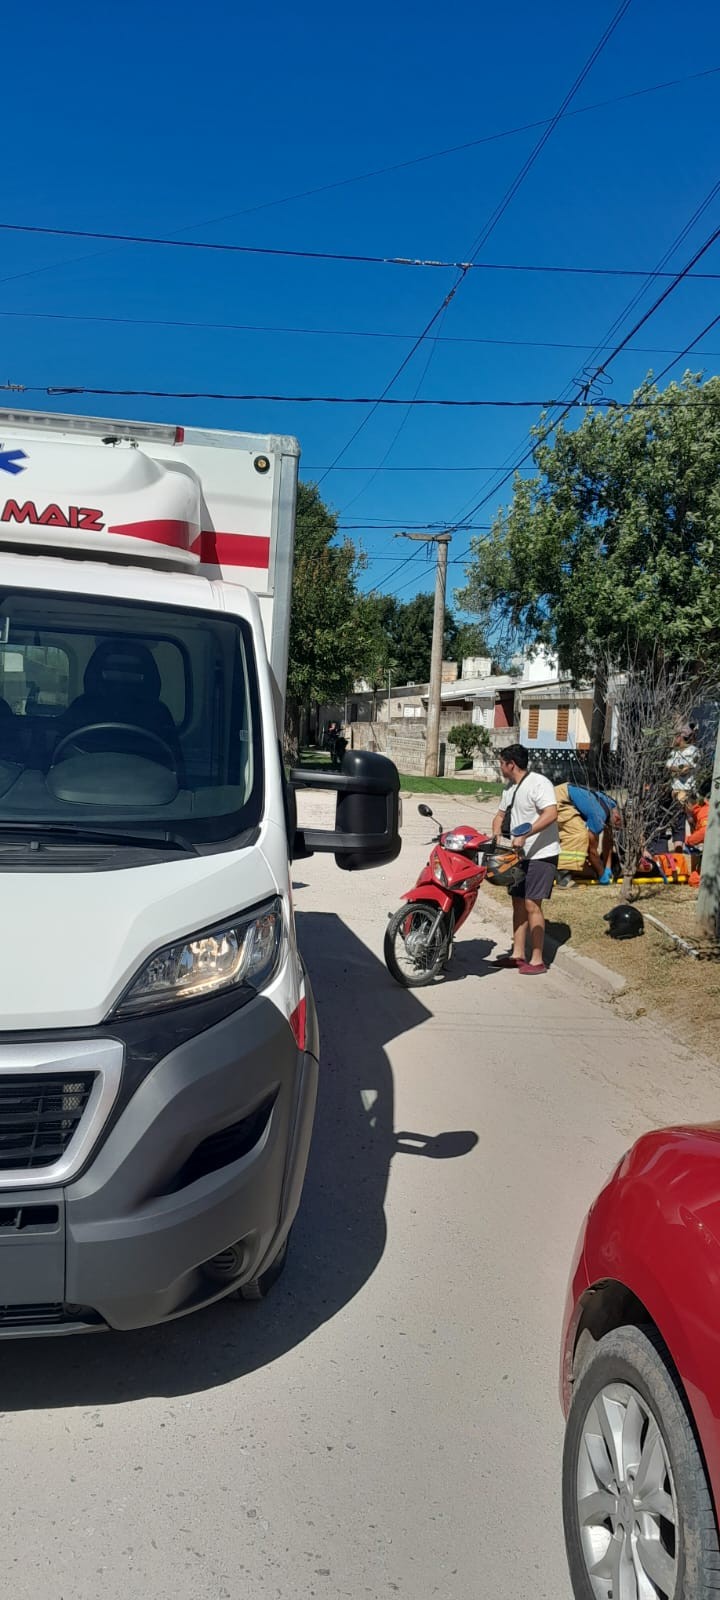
[675,787,710,852]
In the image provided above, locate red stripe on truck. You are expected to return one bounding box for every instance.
[193,531,271,568]
[108,520,270,568]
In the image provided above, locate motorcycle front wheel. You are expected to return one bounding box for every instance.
[384,901,451,987]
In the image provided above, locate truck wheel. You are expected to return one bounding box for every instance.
[384,903,449,986]
[238,1235,290,1302]
[563,1324,720,1599]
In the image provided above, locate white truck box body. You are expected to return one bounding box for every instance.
[0,408,299,699]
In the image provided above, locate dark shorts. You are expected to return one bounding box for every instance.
[509,856,559,903]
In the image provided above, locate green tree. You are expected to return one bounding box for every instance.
[453,621,492,666]
[287,484,383,751]
[447,723,491,764]
[377,592,459,685]
[456,373,720,769]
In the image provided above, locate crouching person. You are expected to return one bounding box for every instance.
[555,783,620,885]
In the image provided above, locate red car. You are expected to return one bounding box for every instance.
[560,1124,720,1599]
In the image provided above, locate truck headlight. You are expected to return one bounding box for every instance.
[114,899,284,1016]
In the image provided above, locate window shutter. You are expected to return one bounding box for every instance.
[528,706,539,740]
[556,705,570,741]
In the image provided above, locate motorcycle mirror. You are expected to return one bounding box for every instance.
[418,804,433,818]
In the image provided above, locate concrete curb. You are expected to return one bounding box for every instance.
[477,887,627,999]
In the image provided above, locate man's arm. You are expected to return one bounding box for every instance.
[515,803,558,840]
[491,805,506,840]
[586,828,604,877]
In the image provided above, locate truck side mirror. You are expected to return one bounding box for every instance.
[290,750,401,871]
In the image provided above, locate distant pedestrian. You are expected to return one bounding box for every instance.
[667,722,701,800]
[330,724,347,769]
[490,744,560,975]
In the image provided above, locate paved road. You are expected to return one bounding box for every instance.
[2,797,718,1599]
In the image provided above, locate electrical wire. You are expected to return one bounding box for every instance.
[447,208,720,556]
[9,222,720,278]
[171,66,720,228]
[363,547,425,597]
[452,179,720,542]
[443,179,720,546]
[2,64,716,297]
[651,310,720,385]
[337,302,453,513]
[316,0,635,488]
[2,306,719,361]
[7,383,714,407]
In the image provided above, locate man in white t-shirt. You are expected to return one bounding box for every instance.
[490,744,560,975]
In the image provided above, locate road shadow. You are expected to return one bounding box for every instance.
[0,912,479,1410]
[445,935,498,980]
[545,920,572,966]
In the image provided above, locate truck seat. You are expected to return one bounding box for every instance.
[55,641,183,772]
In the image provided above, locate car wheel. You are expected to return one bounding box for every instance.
[238,1234,290,1302]
[563,1325,720,1599]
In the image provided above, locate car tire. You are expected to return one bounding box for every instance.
[563,1324,720,1599]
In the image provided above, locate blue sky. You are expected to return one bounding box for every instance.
[2,0,719,610]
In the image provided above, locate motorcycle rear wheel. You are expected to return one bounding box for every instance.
[384,901,451,987]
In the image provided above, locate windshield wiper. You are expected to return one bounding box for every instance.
[0,822,198,853]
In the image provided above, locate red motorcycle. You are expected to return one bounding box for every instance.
[384,803,493,987]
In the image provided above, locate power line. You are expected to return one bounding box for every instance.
[8,382,716,407]
[336,301,453,514]
[309,465,536,473]
[447,207,720,556]
[1,64,716,298]
[364,555,471,563]
[364,547,425,596]
[10,220,720,278]
[445,178,720,545]
[651,310,720,385]
[317,0,635,489]
[3,306,720,361]
[338,522,493,531]
[467,1,634,262]
[178,65,720,226]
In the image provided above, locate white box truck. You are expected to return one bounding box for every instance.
[0,406,400,1334]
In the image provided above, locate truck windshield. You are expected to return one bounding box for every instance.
[0,588,263,846]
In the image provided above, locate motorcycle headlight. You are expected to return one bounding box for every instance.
[432,859,448,887]
[114,898,284,1016]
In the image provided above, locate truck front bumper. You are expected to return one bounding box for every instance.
[0,983,319,1334]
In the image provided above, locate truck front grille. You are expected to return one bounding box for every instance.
[0,1303,104,1333]
[0,1074,96,1171]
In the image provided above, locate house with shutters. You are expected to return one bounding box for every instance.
[516,674,614,754]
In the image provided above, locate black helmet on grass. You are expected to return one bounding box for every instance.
[604,904,644,940]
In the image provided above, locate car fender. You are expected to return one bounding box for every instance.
[574,1126,720,1518]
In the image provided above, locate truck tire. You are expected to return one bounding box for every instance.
[563,1324,720,1598]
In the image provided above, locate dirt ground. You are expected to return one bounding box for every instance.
[484,879,720,1064]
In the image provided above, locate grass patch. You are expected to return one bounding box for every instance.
[297,748,332,768]
[399,774,502,798]
[296,751,501,799]
[484,878,720,1062]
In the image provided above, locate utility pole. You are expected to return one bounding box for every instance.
[399,531,451,778]
[697,713,720,940]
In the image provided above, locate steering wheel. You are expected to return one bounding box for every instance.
[51,721,177,771]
